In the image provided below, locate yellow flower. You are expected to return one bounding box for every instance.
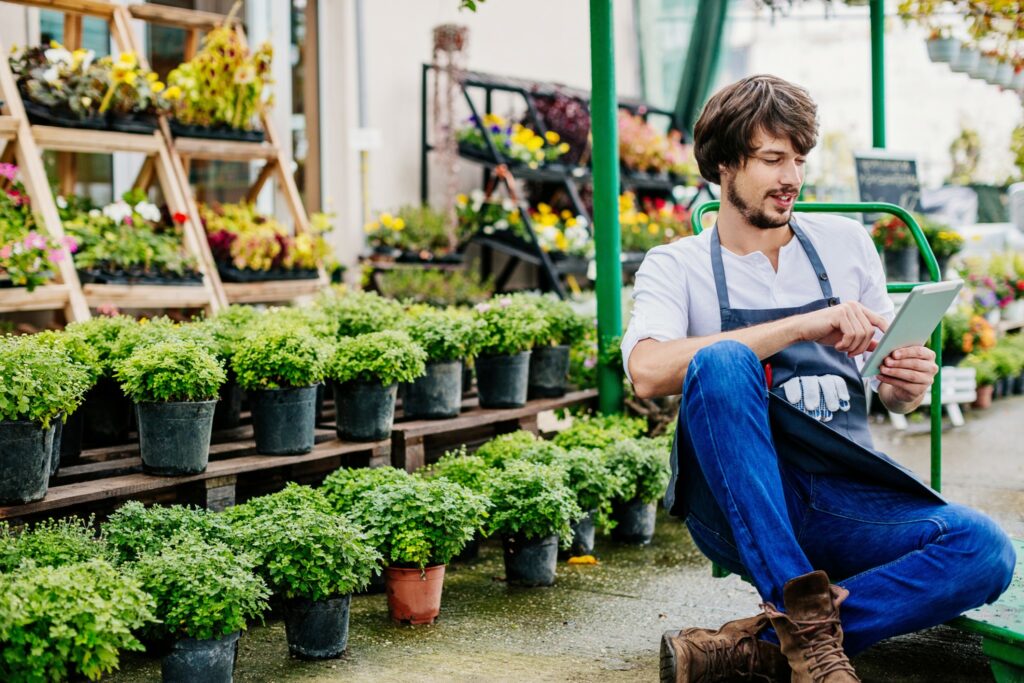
[483,113,507,127]
[123,71,138,86]
[119,51,137,66]
[49,40,61,49]
[566,217,577,227]
[558,142,570,153]
[544,130,561,145]
[364,221,380,233]
[560,210,572,220]
[647,223,660,235]
[151,81,165,93]
[538,203,552,215]
[380,212,394,227]
[146,72,159,82]
[509,209,521,225]
[456,193,468,206]
[393,218,406,231]
[526,136,544,152]
[637,212,649,224]
[555,232,569,251]
[164,85,182,100]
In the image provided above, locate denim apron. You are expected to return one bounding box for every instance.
[666,217,944,531]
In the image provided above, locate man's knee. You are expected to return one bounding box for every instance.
[943,506,1016,605]
[687,341,761,392]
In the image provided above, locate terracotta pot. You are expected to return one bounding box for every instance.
[972,384,994,410]
[384,565,445,625]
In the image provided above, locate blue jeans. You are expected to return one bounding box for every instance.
[680,340,1016,655]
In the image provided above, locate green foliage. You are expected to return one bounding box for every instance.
[232,505,381,601]
[103,501,236,564]
[64,315,139,377]
[32,329,103,387]
[486,460,582,544]
[553,413,648,450]
[419,447,494,494]
[350,477,488,569]
[0,560,155,682]
[475,430,541,468]
[327,330,426,386]
[473,295,546,356]
[232,326,330,390]
[260,305,336,340]
[221,483,334,528]
[523,294,590,347]
[568,316,598,388]
[0,517,110,573]
[116,340,226,403]
[199,305,263,363]
[320,466,411,515]
[604,439,671,505]
[0,334,90,428]
[403,306,484,362]
[561,448,619,528]
[374,266,494,307]
[961,352,998,386]
[109,316,216,365]
[316,288,405,337]
[133,539,269,642]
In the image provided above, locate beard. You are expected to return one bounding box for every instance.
[726,182,792,230]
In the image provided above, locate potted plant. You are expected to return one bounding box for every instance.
[232,325,330,454]
[419,447,494,562]
[0,516,112,572]
[133,538,269,683]
[349,476,487,624]
[364,204,460,262]
[473,295,545,408]
[327,330,426,440]
[316,288,405,337]
[524,295,589,398]
[962,353,997,408]
[116,340,226,476]
[0,335,89,504]
[950,41,981,73]
[201,305,263,428]
[557,448,620,557]
[228,494,380,659]
[604,438,671,545]
[403,307,482,418]
[552,413,648,451]
[103,501,235,564]
[375,267,494,307]
[456,113,569,169]
[919,215,963,280]
[476,429,546,468]
[529,203,594,267]
[925,26,960,63]
[487,460,582,587]
[0,559,155,682]
[871,214,919,282]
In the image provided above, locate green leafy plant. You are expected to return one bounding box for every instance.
[553,413,648,450]
[232,327,330,390]
[419,447,494,494]
[525,294,589,347]
[316,288,405,337]
[31,329,102,388]
[230,504,381,601]
[403,306,484,362]
[221,483,334,528]
[962,352,998,386]
[474,295,546,356]
[133,538,269,642]
[372,266,495,307]
[475,430,542,468]
[363,204,456,255]
[327,330,426,386]
[604,438,671,505]
[116,340,226,403]
[201,304,263,364]
[64,314,140,378]
[0,559,155,682]
[0,517,110,573]
[108,315,216,366]
[320,466,411,515]
[560,448,619,525]
[103,501,236,564]
[350,476,488,569]
[0,334,90,428]
[486,460,582,545]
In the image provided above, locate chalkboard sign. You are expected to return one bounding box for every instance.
[854,152,922,213]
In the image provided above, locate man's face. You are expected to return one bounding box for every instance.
[721,130,806,230]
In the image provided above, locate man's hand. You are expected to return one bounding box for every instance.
[877,345,938,412]
[796,302,889,357]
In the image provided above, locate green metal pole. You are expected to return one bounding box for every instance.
[870,0,886,148]
[590,0,624,415]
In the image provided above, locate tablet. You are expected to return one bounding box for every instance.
[860,279,964,378]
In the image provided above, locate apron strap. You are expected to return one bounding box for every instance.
[709,215,838,314]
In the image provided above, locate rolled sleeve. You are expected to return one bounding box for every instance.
[621,247,689,383]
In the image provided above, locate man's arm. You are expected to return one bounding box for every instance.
[629,301,888,398]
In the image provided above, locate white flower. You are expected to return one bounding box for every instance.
[55,196,68,210]
[498,297,513,308]
[483,225,495,235]
[474,302,492,313]
[102,200,133,224]
[80,50,95,70]
[88,209,101,218]
[42,66,60,84]
[134,201,162,223]
[493,219,509,230]
[501,198,514,212]
[44,48,72,65]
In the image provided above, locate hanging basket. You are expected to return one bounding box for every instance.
[926,37,960,64]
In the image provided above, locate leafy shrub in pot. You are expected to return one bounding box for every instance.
[487,460,582,586]
[232,326,330,454]
[475,429,545,468]
[420,447,494,494]
[321,465,411,515]
[0,516,111,572]
[117,340,226,475]
[0,559,155,682]
[604,438,671,545]
[328,330,426,440]
[0,335,90,503]
[402,306,483,418]
[201,305,263,427]
[473,295,545,407]
[103,501,236,564]
[526,295,589,398]
[227,489,380,658]
[316,288,405,337]
[552,413,648,451]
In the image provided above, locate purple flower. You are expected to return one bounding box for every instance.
[0,163,17,181]
[583,356,596,369]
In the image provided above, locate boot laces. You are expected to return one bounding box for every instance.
[791,614,858,681]
[695,632,766,681]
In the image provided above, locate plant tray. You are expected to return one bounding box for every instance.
[170,121,265,143]
[77,268,204,287]
[107,113,159,135]
[23,100,106,131]
[215,263,319,283]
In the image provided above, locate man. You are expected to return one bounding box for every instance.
[622,75,1015,683]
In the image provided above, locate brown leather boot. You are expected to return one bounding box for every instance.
[660,613,790,683]
[762,570,860,682]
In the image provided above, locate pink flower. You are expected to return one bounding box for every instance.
[97,304,121,317]
[47,249,64,263]
[0,245,11,260]
[61,236,78,253]
[583,356,596,369]
[0,163,17,182]
[124,216,133,225]
[23,232,47,250]
[498,297,512,308]
[7,189,23,206]
[474,303,492,313]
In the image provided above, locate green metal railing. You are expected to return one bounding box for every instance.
[691,201,945,491]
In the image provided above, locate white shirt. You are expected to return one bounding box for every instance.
[621,212,895,384]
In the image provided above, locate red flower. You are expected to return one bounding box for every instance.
[173,212,188,224]
[1017,280,1024,291]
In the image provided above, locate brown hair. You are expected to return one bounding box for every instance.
[692,75,819,185]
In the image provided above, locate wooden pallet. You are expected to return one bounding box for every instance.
[0,422,390,525]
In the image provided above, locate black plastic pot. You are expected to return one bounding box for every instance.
[213,378,242,430]
[502,534,558,587]
[405,360,463,419]
[23,99,107,130]
[215,262,319,283]
[161,631,239,683]
[993,378,1006,400]
[50,417,63,478]
[283,595,351,659]
[170,120,266,142]
[81,378,133,447]
[356,570,386,596]
[476,351,531,408]
[452,534,482,563]
[108,112,159,134]
[0,420,54,504]
[611,498,657,545]
[560,509,596,559]
[333,380,397,441]
[462,362,474,395]
[884,248,920,283]
[59,409,84,465]
[1013,373,1024,395]
[314,382,330,425]
[250,385,318,455]
[528,345,570,399]
[137,401,217,476]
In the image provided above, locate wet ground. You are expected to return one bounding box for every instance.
[108,396,1023,682]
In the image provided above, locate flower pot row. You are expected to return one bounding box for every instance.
[927,38,1024,91]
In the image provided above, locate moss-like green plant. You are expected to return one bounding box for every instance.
[31,330,103,387]
[201,305,263,364]
[403,306,484,362]
[604,438,670,505]
[474,430,541,468]
[221,483,334,528]
[327,330,426,386]
[419,447,494,494]
[109,316,216,365]
[0,335,90,428]
[64,315,139,378]
[232,327,330,390]
[553,413,648,450]
[0,517,110,573]
[116,340,226,403]
[519,293,589,347]
[320,466,410,515]
[316,288,405,337]
[486,460,582,545]
[473,295,546,356]
[103,501,236,564]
